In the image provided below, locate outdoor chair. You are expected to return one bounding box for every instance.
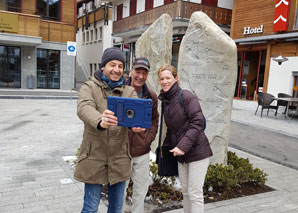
[277,93,297,115]
[255,92,278,118]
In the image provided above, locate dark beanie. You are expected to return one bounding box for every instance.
[100,47,125,68]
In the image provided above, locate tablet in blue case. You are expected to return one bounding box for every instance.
[107,96,153,128]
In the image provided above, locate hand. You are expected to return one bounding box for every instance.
[131,127,146,133]
[100,110,118,128]
[170,147,185,156]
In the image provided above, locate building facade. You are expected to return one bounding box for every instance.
[76,0,233,79]
[231,0,298,99]
[0,0,76,90]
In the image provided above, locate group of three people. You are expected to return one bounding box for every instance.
[74,47,213,213]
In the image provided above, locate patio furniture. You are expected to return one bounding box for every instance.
[255,92,278,118]
[277,93,297,115]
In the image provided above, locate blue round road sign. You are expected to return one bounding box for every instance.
[68,45,76,52]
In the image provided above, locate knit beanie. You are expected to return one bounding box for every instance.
[100,47,125,68]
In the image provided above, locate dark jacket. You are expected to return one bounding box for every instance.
[126,78,159,157]
[158,82,212,164]
[74,71,138,185]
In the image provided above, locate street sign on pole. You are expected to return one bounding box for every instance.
[67,41,76,56]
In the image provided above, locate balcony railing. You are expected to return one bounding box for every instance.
[113,1,232,34]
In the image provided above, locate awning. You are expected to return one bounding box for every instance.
[0,33,42,46]
[234,32,298,44]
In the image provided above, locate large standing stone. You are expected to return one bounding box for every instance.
[135,13,173,93]
[178,12,237,165]
[135,14,173,153]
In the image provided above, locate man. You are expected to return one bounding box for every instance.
[126,57,159,213]
[74,47,139,213]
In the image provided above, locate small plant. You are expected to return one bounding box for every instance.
[204,151,268,199]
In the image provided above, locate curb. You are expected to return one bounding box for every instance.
[0,95,78,100]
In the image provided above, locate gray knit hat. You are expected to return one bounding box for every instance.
[100,47,125,68]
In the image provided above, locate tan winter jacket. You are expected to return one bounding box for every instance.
[74,75,137,185]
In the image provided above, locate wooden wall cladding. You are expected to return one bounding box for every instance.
[271,42,298,57]
[40,20,75,42]
[62,0,75,24]
[22,0,36,15]
[18,15,40,36]
[231,0,276,39]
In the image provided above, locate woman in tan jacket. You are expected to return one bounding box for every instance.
[74,47,139,213]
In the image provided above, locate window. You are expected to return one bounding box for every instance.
[293,72,298,98]
[86,31,89,43]
[99,27,102,40]
[130,0,137,16]
[90,29,93,42]
[90,63,93,76]
[82,32,85,43]
[7,0,21,12]
[164,0,174,5]
[295,6,298,29]
[95,28,98,40]
[37,49,60,89]
[201,0,218,7]
[94,63,97,72]
[36,0,60,21]
[117,4,123,20]
[145,0,153,10]
[0,45,21,88]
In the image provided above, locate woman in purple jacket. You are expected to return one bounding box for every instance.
[158,65,213,213]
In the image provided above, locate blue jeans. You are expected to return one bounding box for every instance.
[81,181,126,213]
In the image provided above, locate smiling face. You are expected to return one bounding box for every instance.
[102,60,124,81]
[159,69,178,92]
[130,68,148,92]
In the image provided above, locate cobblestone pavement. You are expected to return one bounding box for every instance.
[1,99,298,212]
[0,99,85,212]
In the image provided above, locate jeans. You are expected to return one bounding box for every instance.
[81,181,126,213]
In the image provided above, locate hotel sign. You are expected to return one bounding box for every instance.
[243,25,263,35]
[0,13,18,33]
[273,0,290,32]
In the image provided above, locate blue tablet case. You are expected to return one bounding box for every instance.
[107,96,153,128]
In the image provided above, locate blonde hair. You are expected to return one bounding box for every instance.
[157,65,178,79]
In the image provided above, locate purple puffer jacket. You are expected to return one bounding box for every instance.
[158,82,213,164]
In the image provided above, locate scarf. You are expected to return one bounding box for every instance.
[101,72,125,89]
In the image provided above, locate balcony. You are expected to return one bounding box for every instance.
[0,10,75,43]
[113,1,232,37]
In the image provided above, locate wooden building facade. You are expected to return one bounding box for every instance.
[0,0,76,90]
[231,0,298,100]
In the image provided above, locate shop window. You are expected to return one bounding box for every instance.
[145,0,153,10]
[37,49,60,89]
[130,0,137,16]
[0,45,21,88]
[36,0,60,21]
[117,4,123,20]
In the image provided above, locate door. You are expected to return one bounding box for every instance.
[37,49,60,89]
[0,46,21,88]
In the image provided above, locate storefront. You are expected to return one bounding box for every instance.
[231,0,298,99]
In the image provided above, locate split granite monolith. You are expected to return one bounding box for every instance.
[178,12,237,164]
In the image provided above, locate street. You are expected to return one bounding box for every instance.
[229,121,298,170]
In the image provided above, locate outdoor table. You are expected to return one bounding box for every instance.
[277,97,298,119]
